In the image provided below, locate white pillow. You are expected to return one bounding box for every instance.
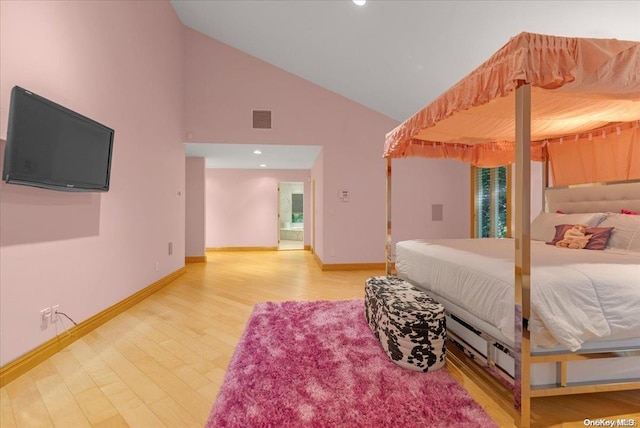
[530,212,607,242]
[597,213,640,251]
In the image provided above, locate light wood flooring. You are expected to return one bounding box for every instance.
[1,250,638,427]
[278,239,304,250]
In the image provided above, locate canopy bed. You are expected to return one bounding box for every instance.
[383,32,640,427]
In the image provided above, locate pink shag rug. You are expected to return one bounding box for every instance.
[206,299,498,428]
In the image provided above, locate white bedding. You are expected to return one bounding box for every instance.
[396,239,640,351]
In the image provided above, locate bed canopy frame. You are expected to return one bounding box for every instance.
[383,32,640,427]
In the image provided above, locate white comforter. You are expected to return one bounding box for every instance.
[395,239,640,351]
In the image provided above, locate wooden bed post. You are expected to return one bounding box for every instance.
[386,156,393,276]
[514,83,532,428]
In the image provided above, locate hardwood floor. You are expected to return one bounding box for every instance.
[1,250,638,427]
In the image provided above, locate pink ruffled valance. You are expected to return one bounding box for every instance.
[395,140,545,168]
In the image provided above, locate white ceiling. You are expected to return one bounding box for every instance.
[185,143,322,169]
[175,0,640,169]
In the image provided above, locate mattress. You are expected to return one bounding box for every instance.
[395,238,640,351]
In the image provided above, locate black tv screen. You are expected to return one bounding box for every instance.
[2,86,114,192]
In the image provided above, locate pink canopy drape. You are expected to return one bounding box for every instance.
[384,32,640,185]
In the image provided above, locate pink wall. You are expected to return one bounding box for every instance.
[206,169,310,248]
[0,1,476,366]
[0,1,185,365]
[185,157,206,256]
[184,28,471,264]
[390,158,471,244]
[311,151,324,259]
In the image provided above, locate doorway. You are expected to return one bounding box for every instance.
[278,182,304,250]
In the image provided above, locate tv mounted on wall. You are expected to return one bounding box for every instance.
[2,86,114,192]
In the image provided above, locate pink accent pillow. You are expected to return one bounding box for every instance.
[621,209,639,215]
[584,227,615,250]
[546,224,614,250]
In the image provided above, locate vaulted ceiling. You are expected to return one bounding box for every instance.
[173,0,640,168]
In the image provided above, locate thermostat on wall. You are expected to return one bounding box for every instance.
[339,189,349,202]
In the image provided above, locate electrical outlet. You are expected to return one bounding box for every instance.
[168,241,173,256]
[155,261,159,272]
[41,307,51,324]
[51,305,59,323]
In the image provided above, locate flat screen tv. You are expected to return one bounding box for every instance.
[2,86,114,192]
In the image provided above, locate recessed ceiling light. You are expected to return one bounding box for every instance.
[353,0,366,5]
[253,149,262,155]
[260,164,267,168]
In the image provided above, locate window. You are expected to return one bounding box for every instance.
[292,193,303,223]
[471,165,511,238]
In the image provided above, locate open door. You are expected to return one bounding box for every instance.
[278,182,304,250]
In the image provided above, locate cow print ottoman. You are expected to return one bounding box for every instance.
[365,276,446,372]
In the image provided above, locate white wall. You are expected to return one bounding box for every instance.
[279,182,304,226]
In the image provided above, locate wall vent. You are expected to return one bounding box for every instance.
[252,109,272,129]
